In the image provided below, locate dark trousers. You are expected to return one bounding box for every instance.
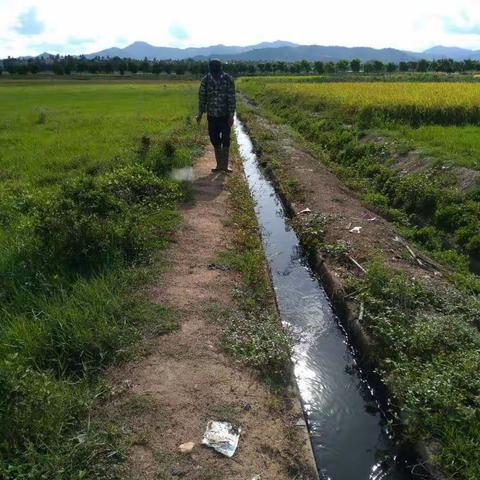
[207,115,231,149]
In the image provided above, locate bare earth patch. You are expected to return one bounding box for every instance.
[101,148,315,480]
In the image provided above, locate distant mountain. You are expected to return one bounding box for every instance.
[54,41,480,63]
[88,46,126,58]
[249,41,298,49]
[37,52,54,59]
[18,52,54,60]
[419,46,480,60]
[195,45,419,63]
[86,41,299,60]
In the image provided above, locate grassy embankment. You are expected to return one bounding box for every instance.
[0,81,204,479]
[238,78,480,480]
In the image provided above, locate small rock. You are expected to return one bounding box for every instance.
[178,442,195,453]
[295,417,307,427]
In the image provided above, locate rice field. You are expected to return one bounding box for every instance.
[272,81,480,109]
[240,79,480,125]
[241,78,480,171]
[0,81,198,185]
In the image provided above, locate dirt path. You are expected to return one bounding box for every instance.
[104,148,315,480]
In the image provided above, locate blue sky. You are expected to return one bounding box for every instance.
[1,0,480,57]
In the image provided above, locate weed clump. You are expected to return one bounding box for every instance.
[36,110,47,125]
[33,164,181,270]
[163,139,176,158]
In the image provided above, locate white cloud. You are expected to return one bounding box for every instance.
[169,23,190,46]
[1,0,480,57]
[14,6,45,35]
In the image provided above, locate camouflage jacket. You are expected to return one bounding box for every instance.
[198,73,236,118]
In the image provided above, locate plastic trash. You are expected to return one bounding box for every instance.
[202,421,241,458]
[349,226,362,234]
[207,262,231,271]
[299,208,312,214]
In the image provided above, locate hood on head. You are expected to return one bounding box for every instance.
[209,58,222,75]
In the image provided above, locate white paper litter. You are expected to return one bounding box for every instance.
[349,226,362,234]
[202,421,241,458]
[299,208,312,214]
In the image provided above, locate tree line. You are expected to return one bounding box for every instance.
[2,54,480,76]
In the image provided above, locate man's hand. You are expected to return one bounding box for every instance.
[196,113,203,125]
[228,116,234,128]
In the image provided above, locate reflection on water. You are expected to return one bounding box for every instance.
[234,116,412,480]
[170,166,194,181]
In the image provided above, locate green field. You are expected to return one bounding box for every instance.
[0,81,203,479]
[0,81,198,184]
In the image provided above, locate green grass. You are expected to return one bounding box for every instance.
[0,80,204,478]
[385,125,480,171]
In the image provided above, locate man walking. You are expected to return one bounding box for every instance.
[196,59,236,173]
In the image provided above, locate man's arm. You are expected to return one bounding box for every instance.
[226,76,236,127]
[227,76,236,120]
[197,76,208,122]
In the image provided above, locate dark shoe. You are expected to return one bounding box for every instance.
[220,147,230,171]
[211,167,221,173]
[221,168,233,174]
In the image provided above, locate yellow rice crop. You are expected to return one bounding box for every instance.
[243,81,480,125]
[268,82,480,109]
